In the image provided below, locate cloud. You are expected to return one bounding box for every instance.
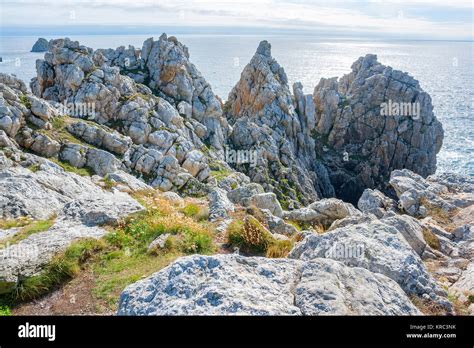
[1,0,472,39]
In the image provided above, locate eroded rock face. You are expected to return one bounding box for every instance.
[0,152,142,221]
[100,33,230,151]
[312,54,444,203]
[118,254,420,316]
[381,213,427,256]
[0,150,143,293]
[450,262,474,299]
[25,37,234,191]
[224,41,334,208]
[0,73,29,138]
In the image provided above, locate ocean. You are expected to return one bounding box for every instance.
[0,34,472,176]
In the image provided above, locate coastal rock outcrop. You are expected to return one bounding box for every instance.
[0,34,467,316]
[390,169,474,217]
[118,254,420,316]
[26,37,232,192]
[99,34,230,151]
[224,41,334,208]
[311,54,444,203]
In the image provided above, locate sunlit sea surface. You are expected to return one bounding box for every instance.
[1,34,472,176]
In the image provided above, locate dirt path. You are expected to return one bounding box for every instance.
[13,270,114,316]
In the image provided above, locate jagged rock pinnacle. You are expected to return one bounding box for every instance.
[256,40,272,57]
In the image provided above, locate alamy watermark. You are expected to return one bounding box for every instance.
[223,145,258,168]
[380,99,420,120]
[0,242,39,259]
[56,100,96,118]
[324,241,365,259]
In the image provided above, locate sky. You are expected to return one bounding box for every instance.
[0,0,473,40]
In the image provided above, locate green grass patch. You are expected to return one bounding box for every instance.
[0,217,32,230]
[0,305,11,316]
[182,203,200,217]
[102,175,117,190]
[0,191,217,311]
[285,220,302,231]
[28,163,41,172]
[0,215,56,248]
[51,116,67,130]
[37,115,94,146]
[50,158,93,177]
[210,169,231,182]
[19,94,32,109]
[91,251,180,307]
[181,203,209,221]
[112,208,215,255]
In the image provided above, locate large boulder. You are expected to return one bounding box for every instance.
[289,219,452,312]
[250,192,283,218]
[284,198,361,228]
[118,254,420,316]
[227,183,264,206]
[358,188,396,218]
[208,187,235,221]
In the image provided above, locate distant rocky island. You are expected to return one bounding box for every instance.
[0,35,472,316]
[30,38,49,52]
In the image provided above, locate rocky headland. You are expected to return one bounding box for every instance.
[0,35,472,316]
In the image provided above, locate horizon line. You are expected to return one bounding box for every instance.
[1,25,473,42]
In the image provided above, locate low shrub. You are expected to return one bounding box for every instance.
[422,227,441,250]
[266,239,293,258]
[180,228,215,254]
[182,203,209,221]
[227,216,274,254]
